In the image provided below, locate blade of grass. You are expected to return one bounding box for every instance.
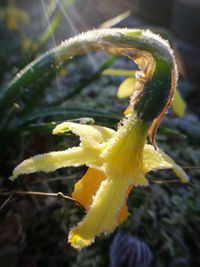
[39,0,74,50]
[18,0,74,68]
[98,10,131,29]
[20,107,121,126]
[0,110,119,148]
[39,12,63,49]
[157,126,187,138]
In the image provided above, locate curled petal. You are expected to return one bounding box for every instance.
[72,168,132,226]
[143,144,189,182]
[116,185,133,225]
[53,122,115,149]
[69,177,131,249]
[72,168,107,211]
[124,104,131,115]
[10,147,102,181]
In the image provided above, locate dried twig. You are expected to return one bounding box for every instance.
[0,192,14,210]
[0,190,85,211]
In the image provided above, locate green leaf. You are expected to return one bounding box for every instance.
[20,107,121,127]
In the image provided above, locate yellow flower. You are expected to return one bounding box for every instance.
[11,114,188,249]
[9,28,189,250]
[0,0,30,31]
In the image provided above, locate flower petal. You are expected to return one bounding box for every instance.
[172,89,186,117]
[10,147,102,181]
[72,168,107,211]
[103,119,149,186]
[68,177,131,249]
[117,77,136,98]
[116,185,133,225]
[72,168,131,225]
[124,104,131,115]
[143,144,189,182]
[53,122,115,149]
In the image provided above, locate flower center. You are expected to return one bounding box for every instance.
[103,114,150,184]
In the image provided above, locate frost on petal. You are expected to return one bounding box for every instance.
[53,122,115,149]
[116,185,133,225]
[10,147,102,181]
[103,119,148,186]
[68,178,131,249]
[143,144,189,183]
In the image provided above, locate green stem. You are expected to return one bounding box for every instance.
[0,29,176,124]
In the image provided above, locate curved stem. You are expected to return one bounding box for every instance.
[0,28,177,132]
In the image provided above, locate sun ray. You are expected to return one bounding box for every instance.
[55,0,99,69]
[41,0,63,96]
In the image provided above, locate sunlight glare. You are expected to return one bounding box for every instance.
[41,0,62,97]
[55,0,99,70]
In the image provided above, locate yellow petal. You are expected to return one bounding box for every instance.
[68,177,131,249]
[117,77,136,98]
[72,168,131,225]
[53,122,115,149]
[143,144,189,183]
[103,120,149,186]
[10,147,102,181]
[172,89,186,117]
[72,168,107,211]
[116,185,133,225]
[124,104,131,115]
